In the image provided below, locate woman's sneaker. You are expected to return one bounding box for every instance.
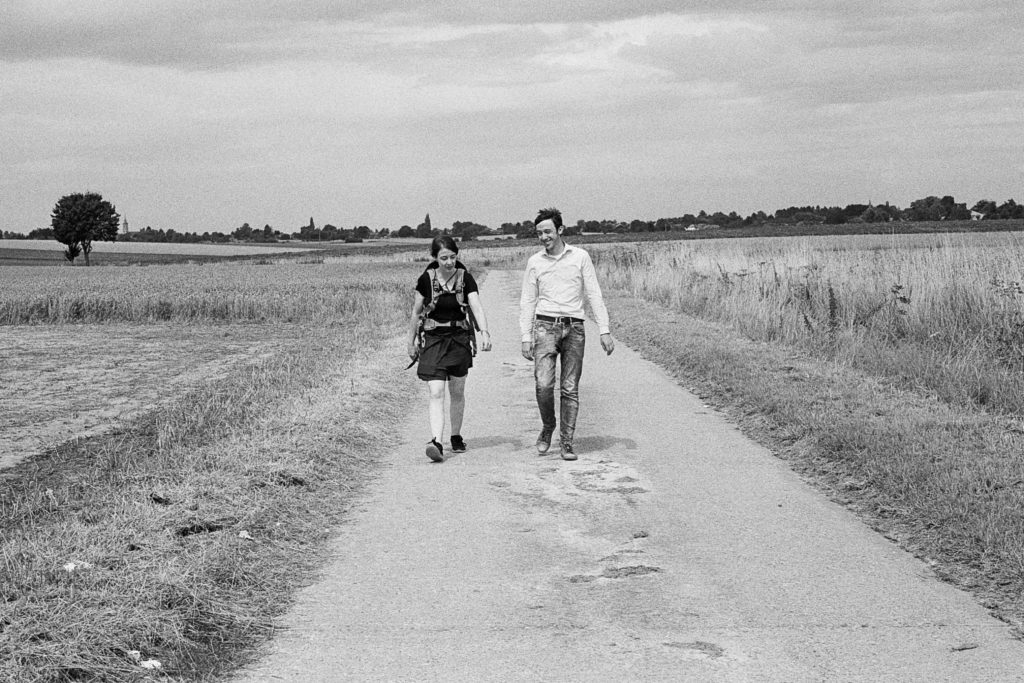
[425,438,444,462]
[451,435,467,453]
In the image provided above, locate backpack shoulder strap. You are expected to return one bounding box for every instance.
[452,268,467,307]
[422,268,441,314]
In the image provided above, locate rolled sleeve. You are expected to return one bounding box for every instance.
[580,251,611,335]
[519,263,539,342]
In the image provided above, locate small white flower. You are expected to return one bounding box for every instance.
[238,530,253,540]
[140,659,162,670]
[63,560,92,572]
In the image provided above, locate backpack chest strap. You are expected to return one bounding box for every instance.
[426,268,467,311]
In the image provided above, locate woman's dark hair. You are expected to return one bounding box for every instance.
[534,207,562,229]
[430,235,459,257]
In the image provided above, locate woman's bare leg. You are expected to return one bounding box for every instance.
[448,374,466,436]
[427,379,446,441]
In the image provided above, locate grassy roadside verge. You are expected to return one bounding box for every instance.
[0,322,419,681]
[607,291,1024,632]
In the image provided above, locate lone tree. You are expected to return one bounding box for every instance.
[51,192,120,266]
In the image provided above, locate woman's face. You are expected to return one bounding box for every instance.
[436,247,458,273]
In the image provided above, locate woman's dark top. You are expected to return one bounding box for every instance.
[415,261,478,323]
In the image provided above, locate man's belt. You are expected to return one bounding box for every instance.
[536,314,584,324]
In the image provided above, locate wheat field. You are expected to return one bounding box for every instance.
[0,261,413,324]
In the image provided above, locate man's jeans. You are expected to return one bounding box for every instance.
[533,319,585,445]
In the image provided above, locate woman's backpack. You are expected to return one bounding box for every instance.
[408,266,479,368]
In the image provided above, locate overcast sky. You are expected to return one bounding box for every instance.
[2,1,1022,234]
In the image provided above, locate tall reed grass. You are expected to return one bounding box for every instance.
[590,232,1024,415]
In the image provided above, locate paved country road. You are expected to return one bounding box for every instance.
[235,270,1024,682]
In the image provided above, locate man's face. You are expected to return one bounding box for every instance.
[535,219,561,250]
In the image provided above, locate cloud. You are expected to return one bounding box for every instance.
[0,1,691,68]
[7,0,1018,105]
[1,2,264,68]
[609,5,1024,106]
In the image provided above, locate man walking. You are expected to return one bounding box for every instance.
[519,207,614,460]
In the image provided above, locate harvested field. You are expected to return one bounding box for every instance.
[0,323,312,470]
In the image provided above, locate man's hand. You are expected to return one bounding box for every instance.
[407,341,419,360]
[600,333,615,356]
[521,341,534,361]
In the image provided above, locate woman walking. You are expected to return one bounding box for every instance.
[407,236,491,462]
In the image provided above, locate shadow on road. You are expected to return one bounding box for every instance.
[574,435,639,453]
[461,434,528,451]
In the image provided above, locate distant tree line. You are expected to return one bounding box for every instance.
[552,196,1021,234]
[9,194,1022,246]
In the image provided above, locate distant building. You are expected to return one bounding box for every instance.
[970,210,985,221]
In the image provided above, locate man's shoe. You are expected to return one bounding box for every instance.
[451,435,467,453]
[536,428,554,454]
[560,442,577,461]
[425,438,444,462]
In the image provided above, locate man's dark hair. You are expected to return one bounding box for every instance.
[534,207,562,229]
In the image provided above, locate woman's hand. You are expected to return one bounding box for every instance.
[407,340,419,360]
[479,331,492,352]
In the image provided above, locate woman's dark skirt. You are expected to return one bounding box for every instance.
[416,329,473,381]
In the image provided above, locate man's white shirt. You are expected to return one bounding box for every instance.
[519,244,611,343]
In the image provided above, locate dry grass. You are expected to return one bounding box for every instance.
[596,232,1024,629]
[0,261,423,681]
